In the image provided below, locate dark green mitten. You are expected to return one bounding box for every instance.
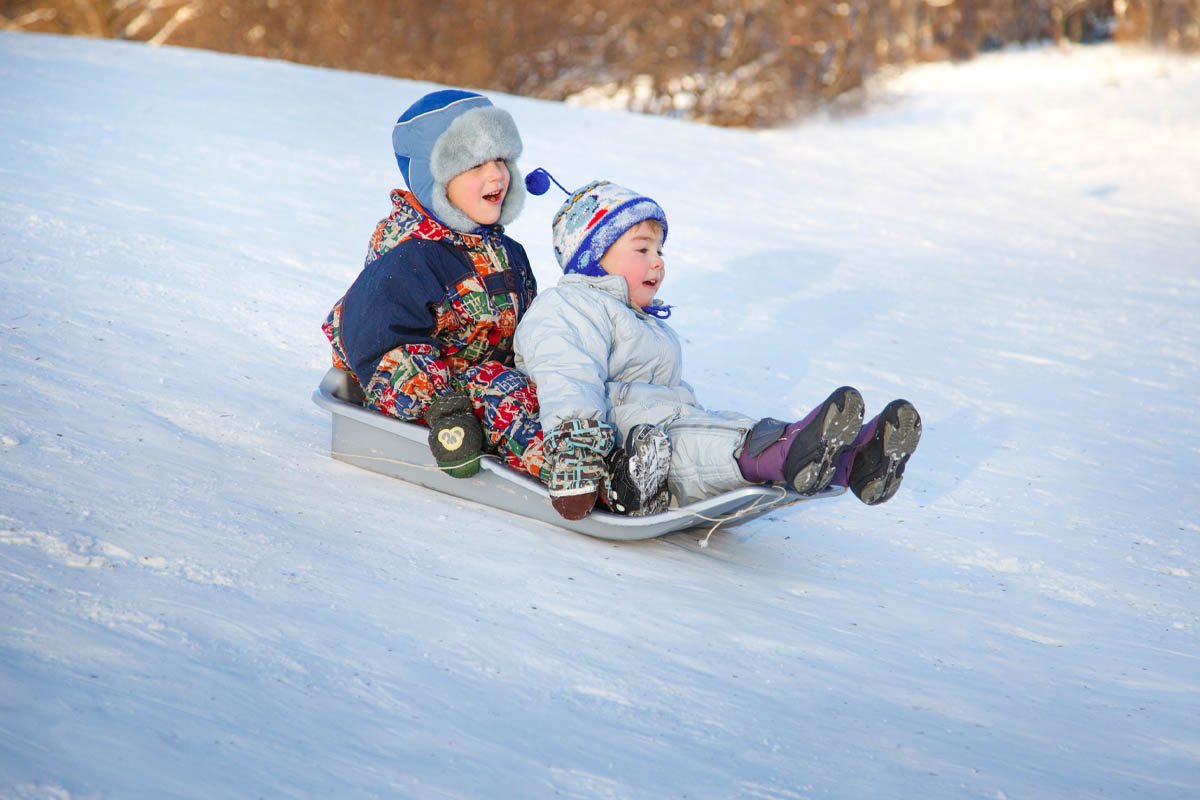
[425,393,483,478]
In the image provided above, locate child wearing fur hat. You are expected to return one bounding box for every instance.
[322,90,545,480]
[514,175,923,521]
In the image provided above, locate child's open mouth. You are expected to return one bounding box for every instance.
[483,189,503,203]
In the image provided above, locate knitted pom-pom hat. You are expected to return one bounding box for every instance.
[391,89,525,233]
[547,179,668,277]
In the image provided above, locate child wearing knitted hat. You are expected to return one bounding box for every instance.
[514,175,922,521]
[322,90,545,480]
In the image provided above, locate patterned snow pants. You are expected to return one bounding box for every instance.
[456,360,545,481]
[329,333,545,479]
[356,357,545,482]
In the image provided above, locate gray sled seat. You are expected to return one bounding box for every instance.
[312,367,840,540]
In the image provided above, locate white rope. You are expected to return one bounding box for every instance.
[688,485,804,548]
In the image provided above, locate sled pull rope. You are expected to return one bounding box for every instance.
[690,485,796,548]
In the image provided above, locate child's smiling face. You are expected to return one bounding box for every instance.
[599,220,665,309]
[446,159,510,226]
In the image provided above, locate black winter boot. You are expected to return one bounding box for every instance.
[848,399,922,505]
[603,424,672,516]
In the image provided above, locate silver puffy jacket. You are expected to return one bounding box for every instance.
[514,274,756,504]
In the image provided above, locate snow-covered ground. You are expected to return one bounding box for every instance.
[2,31,1198,799]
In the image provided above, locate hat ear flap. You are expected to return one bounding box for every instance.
[429,183,477,233]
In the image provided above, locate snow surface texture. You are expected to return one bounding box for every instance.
[2,31,1199,799]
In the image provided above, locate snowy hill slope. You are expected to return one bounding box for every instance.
[2,31,1199,799]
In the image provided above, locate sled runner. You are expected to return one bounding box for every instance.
[312,367,843,541]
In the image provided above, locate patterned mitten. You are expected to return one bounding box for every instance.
[425,393,483,478]
[543,419,617,521]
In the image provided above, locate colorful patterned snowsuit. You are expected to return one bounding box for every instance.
[323,189,545,479]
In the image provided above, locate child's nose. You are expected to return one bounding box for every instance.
[481,160,504,180]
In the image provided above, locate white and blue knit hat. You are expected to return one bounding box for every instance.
[526,171,668,277]
[392,89,525,232]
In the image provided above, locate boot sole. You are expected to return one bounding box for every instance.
[786,387,865,495]
[855,401,922,506]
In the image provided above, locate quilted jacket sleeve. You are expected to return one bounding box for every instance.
[339,244,454,377]
[332,241,472,420]
[514,286,614,433]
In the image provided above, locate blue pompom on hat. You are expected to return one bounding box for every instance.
[544,178,669,278]
[391,89,525,232]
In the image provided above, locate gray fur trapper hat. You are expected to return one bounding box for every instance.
[391,89,525,232]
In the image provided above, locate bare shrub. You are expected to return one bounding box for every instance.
[3,0,1196,126]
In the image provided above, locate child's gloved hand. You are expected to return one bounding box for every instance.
[544,419,616,520]
[425,393,483,478]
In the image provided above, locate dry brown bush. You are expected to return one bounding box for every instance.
[2,0,1195,126]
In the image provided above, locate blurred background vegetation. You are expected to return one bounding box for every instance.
[4,0,1197,126]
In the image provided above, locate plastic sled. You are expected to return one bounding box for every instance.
[312,367,843,541]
